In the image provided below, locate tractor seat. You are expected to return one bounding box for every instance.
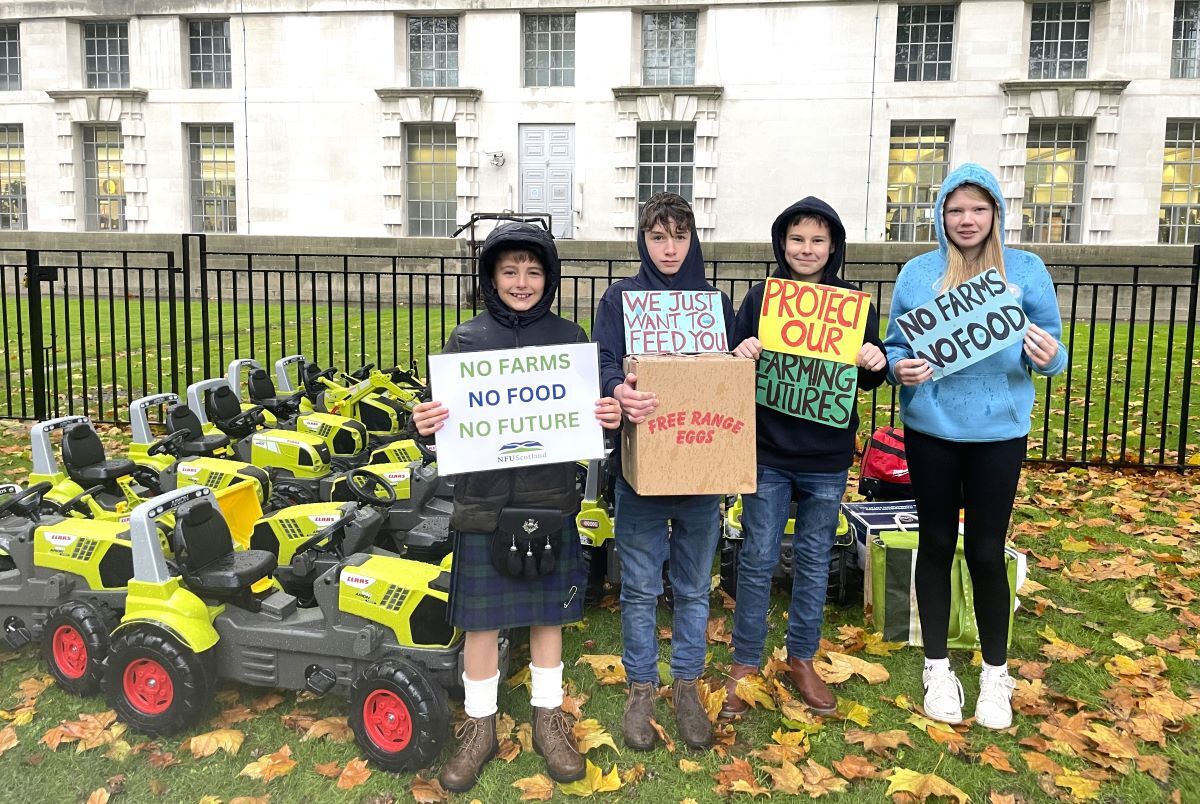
[248,368,298,418]
[61,423,136,486]
[168,405,231,456]
[175,498,277,601]
[205,385,259,439]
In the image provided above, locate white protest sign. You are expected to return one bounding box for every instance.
[622,290,728,354]
[894,268,1028,380]
[427,342,605,475]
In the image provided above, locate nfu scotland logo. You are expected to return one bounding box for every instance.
[497,440,547,465]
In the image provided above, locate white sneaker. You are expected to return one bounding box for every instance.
[922,666,964,724]
[975,670,1016,730]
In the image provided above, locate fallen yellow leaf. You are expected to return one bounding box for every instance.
[239,744,296,782]
[885,767,970,803]
[572,718,618,755]
[336,758,372,790]
[559,760,623,796]
[512,773,555,801]
[182,729,245,759]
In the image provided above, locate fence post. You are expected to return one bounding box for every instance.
[198,233,210,378]
[1178,245,1199,470]
[25,249,47,421]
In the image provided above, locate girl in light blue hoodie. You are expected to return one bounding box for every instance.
[883,163,1066,732]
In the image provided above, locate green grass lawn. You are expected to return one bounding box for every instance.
[0,424,1197,802]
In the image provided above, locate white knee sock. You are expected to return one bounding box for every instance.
[529,662,565,710]
[463,671,499,718]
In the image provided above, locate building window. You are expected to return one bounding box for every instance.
[523,14,574,87]
[83,125,125,231]
[886,122,951,242]
[642,12,697,86]
[0,24,20,91]
[895,4,955,81]
[406,124,456,236]
[0,125,26,230]
[1029,2,1090,80]
[637,123,694,207]
[1022,121,1088,244]
[188,19,232,88]
[1160,120,1200,244]
[1173,1,1200,79]
[84,21,130,89]
[189,124,236,233]
[408,17,458,88]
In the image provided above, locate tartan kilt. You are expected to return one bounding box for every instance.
[448,518,586,631]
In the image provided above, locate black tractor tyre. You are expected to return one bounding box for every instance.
[42,600,119,696]
[102,626,213,736]
[719,538,741,600]
[581,543,608,607]
[349,658,449,772]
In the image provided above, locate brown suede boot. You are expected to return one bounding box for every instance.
[785,657,837,715]
[672,678,713,749]
[533,706,586,783]
[438,714,497,793]
[720,663,759,719]
[622,681,659,751]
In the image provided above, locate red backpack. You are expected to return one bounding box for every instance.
[858,426,912,501]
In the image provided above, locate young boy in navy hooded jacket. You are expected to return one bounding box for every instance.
[723,197,887,719]
[591,192,735,752]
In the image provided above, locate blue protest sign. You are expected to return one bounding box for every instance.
[622,291,728,354]
[894,268,1028,380]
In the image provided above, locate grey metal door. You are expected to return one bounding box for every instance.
[519,124,574,238]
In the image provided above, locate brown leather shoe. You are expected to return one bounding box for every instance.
[533,706,585,783]
[623,681,659,751]
[784,657,837,715]
[720,663,759,719]
[672,678,713,749]
[438,714,497,793]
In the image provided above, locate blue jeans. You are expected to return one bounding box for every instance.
[614,476,721,684]
[731,465,848,665]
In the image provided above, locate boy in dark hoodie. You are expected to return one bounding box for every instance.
[721,198,886,719]
[412,222,622,793]
[591,192,735,752]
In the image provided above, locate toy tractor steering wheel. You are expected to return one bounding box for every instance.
[344,467,398,508]
[310,366,337,387]
[292,508,357,560]
[349,363,375,381]
[54,485,106,517]
[0,482,53,519]
[226,405,266,431]
[148,429,190,457]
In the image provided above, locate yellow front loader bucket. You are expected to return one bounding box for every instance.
[213,481,264,548]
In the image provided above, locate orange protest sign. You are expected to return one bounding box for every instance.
[757,278,871,365]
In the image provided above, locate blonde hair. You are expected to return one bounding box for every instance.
[942,183,1006,291]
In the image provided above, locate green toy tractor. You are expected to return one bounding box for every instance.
[277,354,423,439]
[102,485,475,771]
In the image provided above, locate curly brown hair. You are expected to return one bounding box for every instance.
[638,192,695,235]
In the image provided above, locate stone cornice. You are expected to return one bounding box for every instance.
[47,88,149,101]
[375,87,482,101]
[612,85,724,100]
[999,80,1130,95]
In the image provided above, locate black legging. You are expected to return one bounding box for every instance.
[904,428,1026,666]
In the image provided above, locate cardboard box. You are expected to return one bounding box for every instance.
[620,353,757,495]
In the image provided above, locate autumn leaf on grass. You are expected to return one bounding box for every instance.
[559,760,623,796]
[814,651,889,685]
[752,728,810,764]
[497,738,521,762]
[885,767,970,803]
[572,718,618,754]
[832,754,880,780]
[211,705,256,728]
[512,773,555,801]
[279,709,317,734]
[863,632,906,657]
[1054,772,1101,801]
[1082,723,1140,759]
[1023,751,1064,776]
[85,789,110,804]
[701,678,726,723]
[844,728,913,757]
[732,673,776,711]
[621,763,647,785]
[649,718,676,752]
[574,655,627,685]
[302,716,353,743]
[712,757,771,798]
[1135,754,1171,783]
[679,758,704,773]
[517,722,534,753]
[1037,626,1092,662]
[251,692,286,712]
[230,797,271,804]
[17,676,53,705]
[40,710,122,752]
[799,759,849,796]
[926,725,968,753]
[0,726,18,757]
[763,760,806,795]
[240,744,296,782]
[182,728,245,759]
[837,698,873,727]
[506,665,532,691]
[977,744,1016,773]
[1111,632,1145,652]
[336,758,371,790]
[410,773,449,803]
[313,760,342,778]
[706,616,732,645]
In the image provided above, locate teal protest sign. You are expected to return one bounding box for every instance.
[622,290,728,354]
[755,349,857,427]
[894,268,1028,380]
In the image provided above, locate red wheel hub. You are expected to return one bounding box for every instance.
[362,689,412,751]
[123,658,174,715]
[51,625,88,679]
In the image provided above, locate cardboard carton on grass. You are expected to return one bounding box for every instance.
[620,353,757,495]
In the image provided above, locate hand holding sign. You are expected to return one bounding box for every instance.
[894,268,1028,380]
[623,291,728,354]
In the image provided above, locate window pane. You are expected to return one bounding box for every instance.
[1029,2,1091,79]
[406,124,457,236]
[83,21,130,89]
[894,4,956,82]
[83,125,126,231]
[636,123,695,220]
[886,121,952,242]
[188,124,237,232]
[188,19,232,89]
[1022,121,1089,243]
[409,16,459,88]
[0,124,27,229]
[0,24,21,91]
[642,12,696,85]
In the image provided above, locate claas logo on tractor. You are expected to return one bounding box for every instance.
[43,530,78,549]
[309,514,340,527]
[381,469,410,485]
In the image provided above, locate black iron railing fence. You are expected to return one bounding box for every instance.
[2,236,1197,470]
